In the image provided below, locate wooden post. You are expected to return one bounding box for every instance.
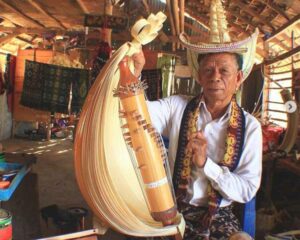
[46,122,52,141]
[174,233,183,240]
[104,0,112,46]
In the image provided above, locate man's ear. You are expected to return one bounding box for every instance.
[236,70,243,89]
[197,71,203,85]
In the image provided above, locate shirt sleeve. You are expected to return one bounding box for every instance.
[203,116,262,203]
[147,99,172,135]
[147,95,188,136]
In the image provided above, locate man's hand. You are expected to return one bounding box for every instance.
[186,131,207,168]
[132,50,145,78]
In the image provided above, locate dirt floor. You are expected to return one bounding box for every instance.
[1,136,126,240]
[3,135,300,240]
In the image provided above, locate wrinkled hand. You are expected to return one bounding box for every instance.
[132,50,145,78]
[186,131,207,168]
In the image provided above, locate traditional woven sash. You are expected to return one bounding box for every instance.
[172,95,245,232]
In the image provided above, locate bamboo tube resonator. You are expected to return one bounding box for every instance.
[115,57,177,225]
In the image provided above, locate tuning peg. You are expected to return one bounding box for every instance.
[150,132,157,138]
[135,146,143,152]
[146,125,155,132]
[143,123,151,130]
[121,124,129,129]
[133,115,142,120]
[137,119,147,126]
[138,164,146,170]
[119,110,127,118]
[130,110,139,116]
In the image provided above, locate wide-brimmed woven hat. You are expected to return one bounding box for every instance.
[179,0,259,81]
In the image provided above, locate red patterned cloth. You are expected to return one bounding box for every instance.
[262,125,284,153]
[4,54,16,112]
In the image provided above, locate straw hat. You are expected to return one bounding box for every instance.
[179,0,259,80]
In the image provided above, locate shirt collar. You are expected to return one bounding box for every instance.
[199,96,232,122]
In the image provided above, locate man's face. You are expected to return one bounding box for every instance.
[198,53,243,103]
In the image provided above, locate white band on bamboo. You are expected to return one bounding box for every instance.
[145,177,168,189]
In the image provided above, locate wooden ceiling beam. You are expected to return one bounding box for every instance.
[265,14,300,41]
[184,22,209,36]
[0,48,13,54]
[228,10,265,33]
[231,1,275,31]
[76,0,89,14]
[184,14,250,40]
[0,15,21,27]
[141,0,150,14]
[16,36,33,45]
[27,0,67,30]
[0,32,21,47]
[265,45,300,65]
[270,38,290,52]
[256,46,266,59]
[227,21,250,36]
[256,0,290,21]
[0,26,20,33]
[185,9,209,30]
[227,13,253,32]
[0,0,45,28]
[280,33,291,44]
[0,26,59,35]
[31,34,39,42]
[267,34,291,53]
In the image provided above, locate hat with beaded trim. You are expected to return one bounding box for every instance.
[179,0,259,81]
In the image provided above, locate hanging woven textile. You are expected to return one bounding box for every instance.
[20,60,45,111]
[71,69,90,113]
[74,12,185,238]
[20,60,89,114]
[90,41,111,87]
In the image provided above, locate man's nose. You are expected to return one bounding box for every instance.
[211,69,221,81]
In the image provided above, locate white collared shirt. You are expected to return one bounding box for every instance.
[147,95,262,207]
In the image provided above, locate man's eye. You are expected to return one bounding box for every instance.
[204,68,213,73]
[221,69,229,73]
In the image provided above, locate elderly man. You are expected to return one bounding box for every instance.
[131,48,262,240]
[129,0,262,238]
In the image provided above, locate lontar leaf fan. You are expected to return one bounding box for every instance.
[74,12,185,238]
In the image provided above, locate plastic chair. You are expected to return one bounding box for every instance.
[242,197,256,238]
